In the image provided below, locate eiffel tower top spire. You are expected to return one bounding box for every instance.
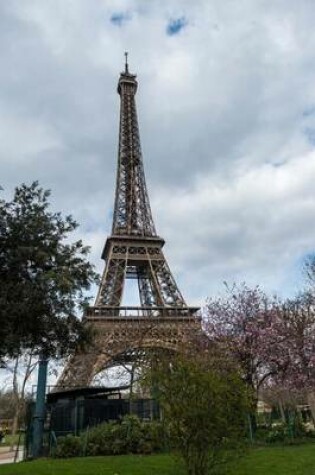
[112,55,156,237]
[124,51,129,74]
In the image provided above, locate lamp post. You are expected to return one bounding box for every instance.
[32,353,48,458]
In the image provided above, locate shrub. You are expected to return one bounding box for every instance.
[265,425,288,444]
[143,351,250,475]
[54,435,82,458]
[142,419,169,453]
[81,415,167,457]
[53,415,168,458]
[85,421,116,456]
[260,417,315,445]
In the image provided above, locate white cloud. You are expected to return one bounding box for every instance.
[1,0,315,305]
[0,113,61,161]
[153,149,315,300]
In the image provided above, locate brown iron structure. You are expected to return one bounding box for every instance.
[58,56,201,388]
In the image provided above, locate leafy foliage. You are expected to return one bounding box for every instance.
[255,418,315,445]
[145,349,250,475]
[0,182,98,358]
[54,435,82,458]
[0,391,17,420]
[54,415,167,458]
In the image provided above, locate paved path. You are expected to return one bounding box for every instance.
[0,446,24,465]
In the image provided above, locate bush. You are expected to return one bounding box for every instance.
[54,435,82,458]
[143,419,169,453]
[257,417,315,445]
[54,415,167,458]
[265,424,288,444]
[84,421,115,456]
[143,351,250,475]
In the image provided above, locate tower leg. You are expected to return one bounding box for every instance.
[57,352,101,388]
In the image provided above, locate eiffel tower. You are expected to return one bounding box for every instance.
[58,56,201,388]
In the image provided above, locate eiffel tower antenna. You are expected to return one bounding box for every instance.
[58,62,202,388]
[124,51,129,73]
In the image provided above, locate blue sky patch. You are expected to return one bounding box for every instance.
[303,127,315,146]
[302,106,315,117]
[271,159,287,168]
[110,12,130,27]
[166,16,188,36]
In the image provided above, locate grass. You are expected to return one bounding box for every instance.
[1,454,185,475]
[226,444,315,475]
[0,444,314,475]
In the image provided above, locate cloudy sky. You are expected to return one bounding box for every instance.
[1,0,315,306]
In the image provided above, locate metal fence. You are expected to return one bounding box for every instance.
[25,398,160,458]
[49,398,159,437]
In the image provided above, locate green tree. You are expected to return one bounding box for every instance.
[0,182,98,359]
[146,348,250,475]
[0,390,17,420]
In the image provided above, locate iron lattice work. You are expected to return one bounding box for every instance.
[95,237,187,308]
[113,68,156,237]
[58,58,201,388]
[95,59,188,309]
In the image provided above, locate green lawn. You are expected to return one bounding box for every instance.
[226,445,315,475]
[0,444,314,475]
